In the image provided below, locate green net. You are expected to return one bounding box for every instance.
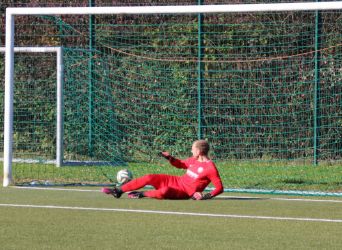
[60,11,342,163]
[0,52,57,160]
[0,4,341,192]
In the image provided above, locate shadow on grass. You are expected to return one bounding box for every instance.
[214,196,268,201]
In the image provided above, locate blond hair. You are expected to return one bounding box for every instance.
[193,140,210,156]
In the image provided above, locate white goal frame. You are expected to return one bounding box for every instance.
[2,46,64,187]
[4,1,342,186]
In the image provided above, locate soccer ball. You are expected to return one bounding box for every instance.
[116,169,133,184]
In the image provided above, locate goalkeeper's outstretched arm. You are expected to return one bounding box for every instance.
[159,151,175,161]
[159,151,188,169]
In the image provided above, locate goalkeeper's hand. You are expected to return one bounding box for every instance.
[159,151,174,161]
[191,192,212,200]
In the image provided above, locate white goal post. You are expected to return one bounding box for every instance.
[3,1,342,187]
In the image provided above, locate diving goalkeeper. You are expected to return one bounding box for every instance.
[102,140,223,200]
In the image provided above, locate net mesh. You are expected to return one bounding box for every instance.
[0,3,341,190]
[59,11,342,163]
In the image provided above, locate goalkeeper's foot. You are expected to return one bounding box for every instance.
[101,187,123,198]
[127,191,144,199]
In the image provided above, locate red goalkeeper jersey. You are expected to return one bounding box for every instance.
[171,157,223,197]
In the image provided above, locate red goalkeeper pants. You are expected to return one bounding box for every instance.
[120,174,190,199]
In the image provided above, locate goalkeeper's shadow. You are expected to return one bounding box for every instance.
[214,196,268,201]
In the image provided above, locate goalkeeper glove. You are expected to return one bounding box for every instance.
[191,192,212,200]
[159,151,175,161]
[201,193,213,200]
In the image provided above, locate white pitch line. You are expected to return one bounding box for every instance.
[12,186,97,192]
[11,186,342,203]
[0,203,341,223]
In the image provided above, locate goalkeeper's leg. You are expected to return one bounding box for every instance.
[123,174,189,199]
[102,174,162,199]
[103,174,188,199]
[144,187,189,199]
[120,174,169,192]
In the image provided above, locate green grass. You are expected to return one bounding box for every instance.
[1,161,342,193]
[0,187,342,249]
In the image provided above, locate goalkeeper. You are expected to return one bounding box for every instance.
[102,140,223,200]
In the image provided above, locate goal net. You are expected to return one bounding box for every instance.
[2,2,342,191]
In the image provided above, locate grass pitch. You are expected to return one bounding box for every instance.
[2,161,342,192]
[1,186,342,250]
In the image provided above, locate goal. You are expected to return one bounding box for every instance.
[0,46,63,168]
[3,2,342,190]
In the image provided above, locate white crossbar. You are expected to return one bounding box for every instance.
[6,2,342,15]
